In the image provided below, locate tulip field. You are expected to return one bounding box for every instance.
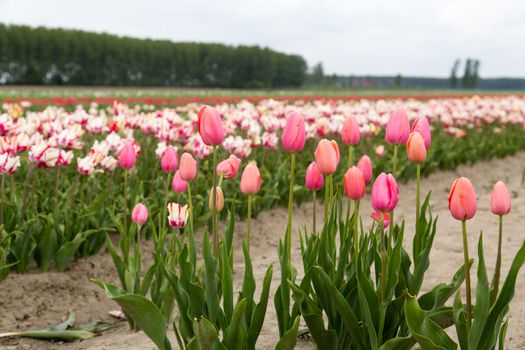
[0,92,525,350]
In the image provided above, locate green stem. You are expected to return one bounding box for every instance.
[212,146,219,258]
[324,174,333,224]
[392,144,398,176]
[353,200,360,261]
[415,163,421,235]
[491,215,503,305]
[123,170,129,235]
[187,182,196,268]
[313,191,317,233]
[247,195,252,250]
[287,152,296,232]
[461,219,472,332]
[378,211,387,343]
[0,175,4,226]
[162,172,172,239]
[346,145,354,222]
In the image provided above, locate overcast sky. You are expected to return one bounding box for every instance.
[1,0,524,77]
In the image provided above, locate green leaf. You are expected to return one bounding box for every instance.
[37,225,57,271]
[498,320,508,350]
[453,292,468,350]
[55,231,89,271]
[224,298,248,350]
[220,242,233,325]
[0,329,95,341]
[419,261,470,310]
[247,265,273,350]
[379,336,416,350]
[202,229,220,324]
[91,280,171,350]
[405,295,457,350]
[275,315,300,350]
[189,317,220,350]
[469,234,490,349]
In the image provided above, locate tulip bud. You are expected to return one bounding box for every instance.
[371,173,399,212]
[411,116,431,149]
[131,203,149,225]
[490,181,510,216]
[209,186,225,212]
[217,154,241,179]
[305,161,324,191]
[240,161,261,195]
[314,139,340,175]
[386,107,410,144]
[172,170,188,193]
[198,105,224,146]
[161,146,178,172]
[448,177,477,220]
[167,203,189,229]
[375,144,385,157]
[344,166,365,200]
[341,115,360,145]
[357,155,373,184]
[118,141,136,169]
[406,132,427,163]
[371,211,391,228]
[281,111,306,152]
[179,152,197,182]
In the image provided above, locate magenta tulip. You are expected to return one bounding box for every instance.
[131,203,149,225]
[357,155,373,184]
[161,146,178,172]
[281,111,306,152]
[385,107,410,144]
[172,170,188,193]
[198,105,224,146]
[305,161,324,191]
[118,141,136,169]
[371,173,399,212]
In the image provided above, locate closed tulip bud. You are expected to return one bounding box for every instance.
[357,155,373,184]
[386,107,410,144]
[167,203,189,229]
[448,177,477,220]
[161,146,178,172]
[371,173,399,212]
[118,141,136,169]
[344,166,365,200]
[179,152,197,182]
[217,154,241,179]
[341,115,360,145]
[490,181,510,216]
[411,116,431,149]
[371,211,391,228]
[406,132,427,163]
[198,105,224,146]
[314,139,340,175]
[172,170,188,193]
[209,186,225,212]
[240,161,261,195]
[131,203,149,225]
[305,161,324,191]
[375,144,385,157]
[281,112,306,152]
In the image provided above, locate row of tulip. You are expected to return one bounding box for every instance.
[92,104,525,350]
[1,96,525,279]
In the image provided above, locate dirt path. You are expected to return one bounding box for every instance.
[1,152,525,350]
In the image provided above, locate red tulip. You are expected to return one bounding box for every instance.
[118,141,136,169]
[281,112,306,152]
[490,181,510,216]
[161,145,178,172]
[386,107,410,144]
[172,170,188,193]
[341,115,360,145]
[131,203,148,225]
[314,139,340,175]
[357,155,373,184]
[406,132,427,163]
[411,116,431,149]
[343,166,365,200]
[240,161,261,195]
[448,177,477,220]
[216,154,241,179]
[371,211,391,228]
[371,173,399,212]
[179,152,197,182]
[305,161,324,191]
[198,105,224,146]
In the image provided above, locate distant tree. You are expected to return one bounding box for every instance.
[471,60,481,88]
[311,62,324,86]
[394,74,402,88]
[450,59,460,88]
[461,59,472,89]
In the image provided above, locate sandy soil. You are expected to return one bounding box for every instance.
[1,152,525,350]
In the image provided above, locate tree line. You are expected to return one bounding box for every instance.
[0,24,307,88]
[449,58,481,89]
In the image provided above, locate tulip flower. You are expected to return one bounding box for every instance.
[118,141,136,170]
[208,186,225,212]
[411,116,431,149]
[167,203,189,229]
[448,176,477,331]
[314,139,340,175]
[406,132,427,163]
[371,212,391,229]
[386,107,410,145]
[131,203,148,225]
[357,155,372,184]
[281,111,306,152]
[179,152,197,182]
[240,161,261,195]
[198,105,224,146]
[490,181,511,305]
[375,145,385,157]
[341,115,360,146]
[172,170,188,193]
[305,161,324,233]
[216,154,241,179]
[371,173,399,213]
[343,166,365,201]
[161,146,178,173]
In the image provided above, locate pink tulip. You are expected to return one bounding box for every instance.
[490,181,510,216]
[344,166,365,200]
[314,139,340,175]
[406,132,427,163]
[131,203,149,225]
[411,116,431,149]
[172,170,188,193]
[448,177,477,220]
[357,155,373,184]
[371,211,391,228]
[118,141,136,169]
[216,154,241,179]
[281,112,306,152]
[240,161,261,195]
[371,173,399,212]
[385,107,410,144]
[161,146,178,172]
[198,105,224,146]
[305,161,324,191]
[179,152,197,182]
[375,145,385,157]
[341,115,360,145]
